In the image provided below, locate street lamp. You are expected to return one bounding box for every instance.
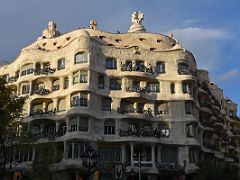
[81,145,98,180]
[133,153,145,180]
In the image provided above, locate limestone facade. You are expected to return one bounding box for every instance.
[0,12,239,180]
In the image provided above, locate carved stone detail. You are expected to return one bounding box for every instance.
[41,21,60,39]
[89,20,97,29]
[128,11,146,33]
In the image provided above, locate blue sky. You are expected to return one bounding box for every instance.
[0,0,240,114]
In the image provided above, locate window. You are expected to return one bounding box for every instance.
[79,117,88,131]
[104,119,115,135]
[155,102,169,115]
[74,52,88,64]
[98,147,121,162]
[58,99,66,112]
[74,142,88,158]
[109,78,121,90]
[158,123,170,137]
[106,58,117,69]
[185,101,192,114]
[178,62,191,75]
[64,77,69,89]
[52,79,60,91]
[189,148,198,163]
[135,60,145,72]
[147,83,160,93]
[80,71,88,83]
[156,62,165,74]
[102,97,112,111]
[170,83,175,94]
[98,75,105,89]
[57,58,65,70]
[73,72,79,84]
[182,82,192,94]
[22,84,30,94]
[80,93,88,106]
[161,147,178,163]
[186,124,195,137]
[71,96,79,106]
[21,64,34,76]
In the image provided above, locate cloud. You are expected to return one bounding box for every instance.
[167,27,231,71]
[215,69,239,82]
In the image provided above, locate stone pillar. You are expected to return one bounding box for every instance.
[63,141,67,159]
[53,98,58,110]
[59,76,65,90]
[76,171,79,180]
[157,146,161,163]
[151,144,155,167]
[178,146,188,167]
[121,144,126,163]
[56,122,60,133]
[121,77,126,91]
[72,142,75,159]
[69,73,73,87]
[130,143,134,166]
[32,149,36,161]
[40,124,44,133]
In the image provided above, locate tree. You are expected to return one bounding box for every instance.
[196,159,239,180]
[0,77,25,179]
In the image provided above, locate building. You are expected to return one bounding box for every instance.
[0,11,239,180]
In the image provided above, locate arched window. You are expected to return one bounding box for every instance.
[104,119,115,135]
[21,81,30,95]
[74,52,88,64]
[52,79,60,91]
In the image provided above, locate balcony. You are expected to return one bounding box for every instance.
[34,67,56,75]
[31,87,51,96]
[178,68,195,76]
[119,127,162,138]
[30,108,57,116]
[156,162,185,174]
[117,107,153,117]
[121,63,154,74]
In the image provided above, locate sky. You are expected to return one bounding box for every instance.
[0,0,240,114]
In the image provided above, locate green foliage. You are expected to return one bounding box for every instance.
[29,143,59,180]
[0,77,25,178]
[196,159,239,180]
[0,77,25,134]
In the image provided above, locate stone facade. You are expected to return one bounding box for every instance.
[0,12,239,180]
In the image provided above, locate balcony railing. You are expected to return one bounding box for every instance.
[30,108,57,116]
[117,107,153,116]
[178,68,195,76]
[119,127,168,138]
[126,86,148,94]
[119,128,156,138]
[121,64,154,74]
[34,67,56,75]
[31,87,51,95]
[156,162,184,174]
